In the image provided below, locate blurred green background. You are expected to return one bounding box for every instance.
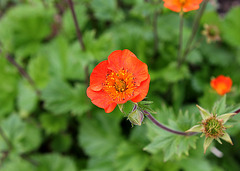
[0,0,240,170]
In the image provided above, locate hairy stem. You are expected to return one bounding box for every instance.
[180,0,209,66]
[234,109,240,114]
[177,12,184,67]
[144,110,198,136]
[67,0,85,51]
[153,10,159,56]
[0,50,40,96]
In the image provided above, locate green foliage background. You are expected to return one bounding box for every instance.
[0,0,240,170]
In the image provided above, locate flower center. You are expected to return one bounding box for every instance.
[115,79,127,92]
[209,28,216,36]
[217,83,227,94]
[104,69,136,103]
[202,116,225,138]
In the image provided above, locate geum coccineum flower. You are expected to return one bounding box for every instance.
[87,49,150,113]
[186,105,235,153]
[163,0,203,12]
[211,75,232,96]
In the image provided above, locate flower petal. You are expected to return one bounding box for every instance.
[89,60,108,91]
[210,75,232,96]
[163,0,203,12]
[131,74,150,103]
[87,87,116,112]
[183,0,203,12]
[105,103,117,113]
[108,49,149,86]
[163,0,181,12]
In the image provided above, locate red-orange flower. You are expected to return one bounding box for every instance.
[210,75,232,96]
[87,49,150,113]
[163,0,203,12]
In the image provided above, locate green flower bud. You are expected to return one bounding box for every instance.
[128,109,144,126]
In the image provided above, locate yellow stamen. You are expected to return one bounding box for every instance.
[104,68,136,102]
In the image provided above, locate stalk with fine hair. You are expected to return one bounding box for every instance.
[177,12,184,67]
[179,0,209,66]
[0,49,40,96]
[66,0,85,51]
[144,110,198,136]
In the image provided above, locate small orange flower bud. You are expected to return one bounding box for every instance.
[210,75,232,96]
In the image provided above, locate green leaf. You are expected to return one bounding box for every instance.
[0,4,54,55]
[186,50,203,65]
[196,105,211,120]
[221,7,240,47]
[145,109,199,161]
[50,134,72,152]
[90,0,124,22]
[87,153,115,171]
[32,153,77,171]
[203,137,213,153]
[217,113,236,124]
[220,132,233,145]
[186,125,203,133]
[41,80,90,115]
[150,62,190,82]
[17,81,37,117]
[144,132,176,154]
[0,114,42,154]
[211,95,226,115]
[198,87,219,111]
[83,30,115,61]
[43,36,68,79]
[78,111,123,157]
[157,13,179,41]
[0,56,18,117]
[201,11,221,27]
[200,43,234,67]
[1,153,77,171]
[28,55,50,89]
[115,142,149,171]
[39,113,69,134]
[0,156,35,171]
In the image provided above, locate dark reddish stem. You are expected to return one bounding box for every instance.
[144,110,198,136]
[1,51,40,96]
[66,0,85,51]
[234,109,240,114]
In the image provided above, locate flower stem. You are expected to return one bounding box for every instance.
[179,0,209,66]
[0,50,40,96]
[177,12,184,67]
[234,109,240,114]
[144,110,198,136]
[67,0,85,51]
